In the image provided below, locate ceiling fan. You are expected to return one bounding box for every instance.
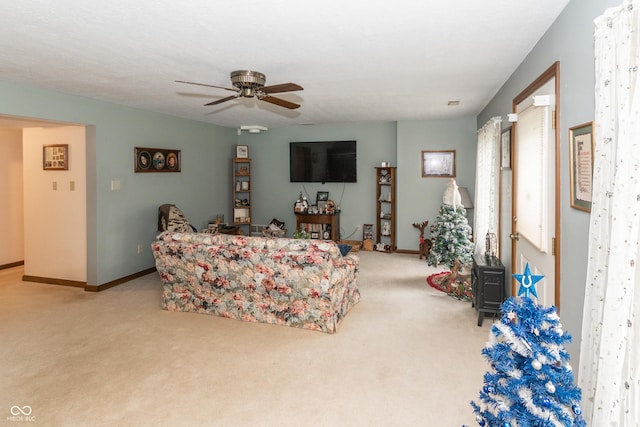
[176,70,303,109]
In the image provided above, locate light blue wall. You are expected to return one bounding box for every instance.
[238,122,397,241]
[477,0,620,370]
[397,118,477,249]
[239,119,478,250]
[0,80,236,285]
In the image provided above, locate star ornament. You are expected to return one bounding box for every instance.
[513,263,545,299]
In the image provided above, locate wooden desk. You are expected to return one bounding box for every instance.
[295,213,340,241]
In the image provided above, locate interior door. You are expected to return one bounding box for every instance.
[511,64,560,309]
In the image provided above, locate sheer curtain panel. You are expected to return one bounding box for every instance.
[578,1,640,425]
[473,117,501,255]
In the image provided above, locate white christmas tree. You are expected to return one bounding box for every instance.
[428,179,473,268]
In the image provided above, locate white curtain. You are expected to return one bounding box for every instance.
[473,116,501,255]
[578,1,640,425]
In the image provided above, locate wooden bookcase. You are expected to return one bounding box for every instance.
[232,158,251,235]
[375,166,396,252]
[295,212,340,241]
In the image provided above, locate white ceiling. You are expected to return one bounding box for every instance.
[0,0,570,130]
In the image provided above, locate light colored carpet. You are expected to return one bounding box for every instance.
[0,252,495,426]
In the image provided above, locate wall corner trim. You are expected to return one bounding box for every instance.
[84,267,157,292]
[22,275,86,288]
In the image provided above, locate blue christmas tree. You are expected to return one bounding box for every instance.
[467,263,585,427]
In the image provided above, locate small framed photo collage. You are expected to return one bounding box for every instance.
[43,144,69,170]
[134,147,181,173]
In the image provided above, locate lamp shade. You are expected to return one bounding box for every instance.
[458,187,473,209]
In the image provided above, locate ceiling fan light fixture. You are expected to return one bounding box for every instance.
[240,88,256,98]
[240,125,268,134]
[231,70,266,89]
[178,70,302,110]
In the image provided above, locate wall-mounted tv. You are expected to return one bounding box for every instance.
[289,140,357,183]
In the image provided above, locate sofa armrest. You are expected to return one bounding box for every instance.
[342,253,359,269]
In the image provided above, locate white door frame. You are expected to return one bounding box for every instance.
[510,62,561,310]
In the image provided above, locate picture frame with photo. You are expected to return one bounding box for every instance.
[421,150,456,177]
[569,122,594,212]
[363,224,374,241]
[134,147,181,173]
[43,144,69,170]
[501,127,512,170]
[236,145,249,158]
[316,191,329,211]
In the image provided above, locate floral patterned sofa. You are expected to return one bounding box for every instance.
[151,231,360,333]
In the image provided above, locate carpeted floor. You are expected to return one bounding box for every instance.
[0,251,494,426]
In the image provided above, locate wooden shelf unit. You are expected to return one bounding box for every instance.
[375,166,396,252]
[295,212,340,241]
[232,158,251,235]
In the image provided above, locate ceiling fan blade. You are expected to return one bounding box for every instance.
[260,83,303,94]
[176,80,238,93]
[205,95,238,106]
[261,95,300,109]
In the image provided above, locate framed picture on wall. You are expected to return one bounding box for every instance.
[421,150,456,177]
[134,147,181,173]
[43,144,69,170]
[236,145,249,158]
[501,127,512,169]
[569,122,594,212]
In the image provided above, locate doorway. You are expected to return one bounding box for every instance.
[0,115,88,283]
[511,62,560,309]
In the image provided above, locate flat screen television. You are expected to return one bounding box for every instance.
[289,140,357,183]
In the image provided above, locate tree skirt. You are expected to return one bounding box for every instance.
[427,271,472,302]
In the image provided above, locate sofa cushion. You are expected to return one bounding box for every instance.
[337,244,352,256]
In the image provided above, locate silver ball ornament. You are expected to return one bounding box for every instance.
[545,381,556,393]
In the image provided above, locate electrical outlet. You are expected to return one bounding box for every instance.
[356,224,360,230]
[137,244,143,254]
